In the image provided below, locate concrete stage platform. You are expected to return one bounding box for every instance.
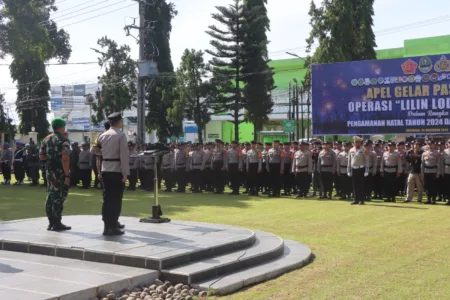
[0,216,312,295]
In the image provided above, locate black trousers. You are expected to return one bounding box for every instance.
[229,163,240,193]
[444,174,450,200]
[334,173,341,194]
[203,168,213,191]
[373,171,383,197]
[295,172,310,195]
[364,174,373,199]
[259,165,269,192]
[129,169,138,189]
[339,173,352,196]
[80,169,91,188]
[162,169,174,191]
[437,175,445,198]
[212,161,225,193]
[176,168,186,192]
[320,172,333,194]
[191,169,202,192]
[70,167,80,186]
[397,173,407,194]
[138,169,145,189]
[1,162,11,180]
[352,168,365,202]
[102,172,125,229]
[13,163,25,181]
[283,163,293,193]
[269,163,281,195]
[29,165,40,184]
[384,172,397,200]
[247,163,259,194]
[144,169,155,191]
[424,173,438,200]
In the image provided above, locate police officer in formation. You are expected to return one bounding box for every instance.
[0,142,12,185]
[13,142,26,185]
[292,141,312,198]
[78,141,92,189]
[28,142,41,186]
[347,136,369,205]
[245,141,262,196]
[381,141,402,203]
[336,141,351,200]
[70,142,80,186]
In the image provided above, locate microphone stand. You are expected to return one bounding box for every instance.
[140,146,171,224]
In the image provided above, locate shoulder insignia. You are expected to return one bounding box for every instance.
[280,151,285,158]
[258,152,262,158]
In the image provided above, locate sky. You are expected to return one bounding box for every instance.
[0,0,449,124]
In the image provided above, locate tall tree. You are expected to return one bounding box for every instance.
[91,37,137,125]
[144,0,183,141]
[206,0,245,141]
[241,0,274,140]
[0,0,71,140]
[171,49,222,143]
[306,0,377,64]
[0,92,15,140]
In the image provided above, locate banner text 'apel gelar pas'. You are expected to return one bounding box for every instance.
[311,54,450,135]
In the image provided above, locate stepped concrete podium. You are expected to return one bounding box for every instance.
[0,216,312,298]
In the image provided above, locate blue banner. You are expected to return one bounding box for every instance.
[311,54,450,135]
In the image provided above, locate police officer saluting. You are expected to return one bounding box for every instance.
[348,136,369,205]
[92,112,129,236]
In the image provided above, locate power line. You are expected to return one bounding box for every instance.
[48,2,137,32]
[43,0,115,24]
[43,0,129,26]
[51,0,107,16]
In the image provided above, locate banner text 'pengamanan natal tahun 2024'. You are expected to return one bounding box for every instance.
[311,54,450,135]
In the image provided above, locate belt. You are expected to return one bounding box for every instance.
[321,164,332,167]
[352,165,365,169]
[177,164,186,167]
[424,165,437,169]
[297,165,308,169]
[193,163,202,166]
[445,164,450,166]
[369,166,373,169]
[79,162,89,164]
[104,158,120,162]
[163,164,171,167]
[340,166,347,169]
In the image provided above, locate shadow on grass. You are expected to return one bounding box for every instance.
[367,204,429,210]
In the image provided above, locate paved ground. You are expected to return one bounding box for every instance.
[0,250,158,300]
[0,216,255,270]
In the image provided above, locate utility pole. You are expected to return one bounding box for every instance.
[288,82,292,141]
[137,1,146,146]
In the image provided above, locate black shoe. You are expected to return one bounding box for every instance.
[359,201,365,205]
[103,228,125,236]
[52,222,71,231]
[47,217,54,231]
[117,222,125,229]
[350,201,359,205]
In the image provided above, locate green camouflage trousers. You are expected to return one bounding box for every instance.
[45,168,69,219]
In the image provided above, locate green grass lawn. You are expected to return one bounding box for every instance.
[1,177,450,299]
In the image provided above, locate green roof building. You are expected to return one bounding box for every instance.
[205,34,450,143]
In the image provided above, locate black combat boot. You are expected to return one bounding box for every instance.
[52,218,71,231]
[47,217,54,231]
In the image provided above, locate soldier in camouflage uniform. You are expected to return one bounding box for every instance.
[39,118,72,231]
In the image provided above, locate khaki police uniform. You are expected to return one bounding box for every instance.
[78,149,92,189]
[211,146,227,194]
[318,149,336,198]
[93,126,129,230]
[348,146,370,204]
[380,150,402,202]
[174,148,189,192]
[337,150,351,198]
[266,147,284,197]
[292,149,312,197]
[189,149,205,193]
[422,149,441,203]
[245,148,262,196]
[227,147,241,194]
[161,151,175,192]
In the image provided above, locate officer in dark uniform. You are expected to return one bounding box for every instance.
[92,112,129,236]
[28,142,41,186]
[13,142,26,185]
[70,142,80,187]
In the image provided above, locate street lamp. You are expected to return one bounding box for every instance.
[286,53,308,140]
